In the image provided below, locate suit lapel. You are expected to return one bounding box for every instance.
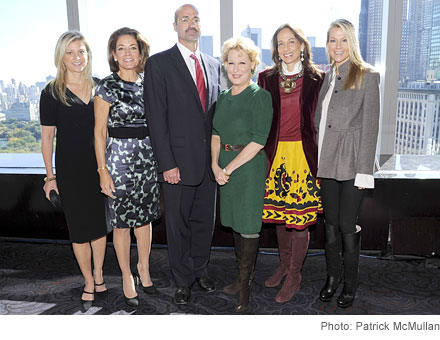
[170,45,205,114]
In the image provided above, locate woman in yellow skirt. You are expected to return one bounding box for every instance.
[258,24,324,303]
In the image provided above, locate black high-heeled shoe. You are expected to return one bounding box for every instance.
[124,294,139,308]
[81,290,94,312]
[95,281,108,299]
[123,276,139,307]
[133,272,158,295]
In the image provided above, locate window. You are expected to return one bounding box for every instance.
[233,0,361,72]
[395,0,440,159]
[0,0,67,170]
[1,0,439,176]
[78,0,221,79]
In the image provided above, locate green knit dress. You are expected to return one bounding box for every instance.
[213,83,273,234]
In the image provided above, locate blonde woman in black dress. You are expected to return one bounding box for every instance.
[95,27,160,307]
[40,31,108,312]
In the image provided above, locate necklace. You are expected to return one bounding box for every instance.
[280,69,304,93]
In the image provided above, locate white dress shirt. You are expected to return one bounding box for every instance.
[176,41,207,87]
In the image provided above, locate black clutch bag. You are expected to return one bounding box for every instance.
[49,190,62,209]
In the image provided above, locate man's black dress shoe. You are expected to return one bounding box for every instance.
[196,276,216,292]
[174,287,191,304]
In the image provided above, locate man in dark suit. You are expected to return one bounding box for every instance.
[144,3,221,304]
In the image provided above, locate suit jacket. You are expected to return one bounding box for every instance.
[314,61,380,181]
[144,44,221,186]
[258,68,324,177]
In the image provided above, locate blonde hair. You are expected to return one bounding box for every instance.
[326,19,372,90]
[221,36,261,70]
[47,31,94,106]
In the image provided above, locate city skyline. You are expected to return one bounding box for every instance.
[2,0,440,157]
[0,0,361,85]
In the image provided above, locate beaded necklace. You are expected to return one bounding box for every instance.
[280,69,304,93]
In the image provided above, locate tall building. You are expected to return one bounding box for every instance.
[5,101,38,121]
[311,47,327,66]
[261,49,273,68]
[395,82,440,155]
[0,93,7,111]
[358,0,369,61]
[399,0,411,81]
[36,81,47,92]
[366,0,383,66]
[363,0,440,155]
[241,26,264,78]
[241,25,262,48]
[429,0,440,76]
[307,36,316,48]
[400,0,433,82]
[420,0,433,80]
[199,36,213,57]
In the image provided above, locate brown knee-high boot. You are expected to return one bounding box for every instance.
[234,235,259,313]
[275,228,309,303]
[265,225,292,287]
[223,230,242,295]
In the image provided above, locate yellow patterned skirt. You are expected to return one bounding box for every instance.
[262,141,322,230]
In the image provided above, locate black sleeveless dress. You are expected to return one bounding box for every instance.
[40,86,109,243]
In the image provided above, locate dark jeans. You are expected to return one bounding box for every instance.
[320,178,364,234]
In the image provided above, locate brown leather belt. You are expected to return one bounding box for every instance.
[221,143,245,152]
[220,143,263,155]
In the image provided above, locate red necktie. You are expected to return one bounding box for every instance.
[190,54,207,111]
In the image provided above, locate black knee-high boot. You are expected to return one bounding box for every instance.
[320,224,343,301]
[223,230,242,295]
[337,230,361,308]
[235,235,259,313]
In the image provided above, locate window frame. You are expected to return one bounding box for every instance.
[2,0,438,176]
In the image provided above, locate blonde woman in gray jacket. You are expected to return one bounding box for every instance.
[314,19,380,308]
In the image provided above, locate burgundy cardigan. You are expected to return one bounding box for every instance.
[258,68,324,177]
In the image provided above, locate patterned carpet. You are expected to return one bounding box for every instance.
[0,239,439,315]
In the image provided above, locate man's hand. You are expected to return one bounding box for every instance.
[163,167,181,184]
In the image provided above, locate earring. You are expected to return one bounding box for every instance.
[300,49,304,62]
[251,68,255,75]
[114,58,117,62]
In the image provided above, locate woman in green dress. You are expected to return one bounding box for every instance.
[211,36,273,313]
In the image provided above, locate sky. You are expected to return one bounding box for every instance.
[0,0,361,86]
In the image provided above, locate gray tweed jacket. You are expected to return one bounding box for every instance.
[314,61,380,181]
